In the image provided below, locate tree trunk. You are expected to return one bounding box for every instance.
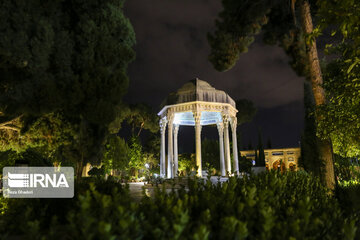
[300,0,335,190]
[76,157,84,179]
[137,122,144,137]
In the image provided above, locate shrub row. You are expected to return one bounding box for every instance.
[0,172,358,239]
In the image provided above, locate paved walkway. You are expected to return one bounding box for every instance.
[128,176,230,200]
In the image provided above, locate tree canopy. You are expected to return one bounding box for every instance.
[102,135,129,174]
[0,0,135,176]
[208,0,336,189]
[235,99,257,125]
[126,103,159,137]
[208,0,308,76]
[316,1,360,158]
[0,0,135,124]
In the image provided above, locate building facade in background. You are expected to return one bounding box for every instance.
[240,147,300,171]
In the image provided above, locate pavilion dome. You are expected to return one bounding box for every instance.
[161,78,236,108]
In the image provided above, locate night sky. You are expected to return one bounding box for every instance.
[124,0,304,152]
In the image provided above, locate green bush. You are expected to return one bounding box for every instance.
[239,155,253,174]
[178,153,196,176]
[334,155,360,187]
[140,172,358,240]
[0,172,358,239]
[336,184,360,215]
[0,178,127,239]
[88,166,106,177]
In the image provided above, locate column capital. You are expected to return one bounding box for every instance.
[222,114,230,127]
[230,117,237,132]
[167,113,174,127]
[160,118,167,133]
[193,111,201,125]
[173,124,180,135]
[216,122,224,135]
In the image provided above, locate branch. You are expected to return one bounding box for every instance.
[0,114,23,132]
[291,0,297,25]
[0,125,20,132]
[0,114,23,126]
[137,122,145,137]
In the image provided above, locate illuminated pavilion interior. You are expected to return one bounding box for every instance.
[158,78,239,178]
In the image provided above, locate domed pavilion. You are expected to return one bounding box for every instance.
[158,78,239,178]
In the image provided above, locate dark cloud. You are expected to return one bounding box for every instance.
[124,0,305,149]
[240,100,304,149]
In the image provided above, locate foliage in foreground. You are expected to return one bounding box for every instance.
[0,172,359,240]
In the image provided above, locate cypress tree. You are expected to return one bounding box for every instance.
[256,130,266,167]
[267,138,272,149]
[254,149,258,166]
[248,141,253,150]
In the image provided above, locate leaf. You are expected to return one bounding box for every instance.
[325,44,333,49]
[347,58,360,74]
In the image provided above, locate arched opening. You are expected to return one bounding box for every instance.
[272,160,286,172]
[289,163,296,171]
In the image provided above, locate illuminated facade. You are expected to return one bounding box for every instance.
[239,147,300,171]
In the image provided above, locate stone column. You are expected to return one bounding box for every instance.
[217,122,226,176]
[173,124,180,177]
[159,118,167,177]
[223,114,231,175]
[193,111,202,177]
[167,113,174,178]
[231,117,239,175]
